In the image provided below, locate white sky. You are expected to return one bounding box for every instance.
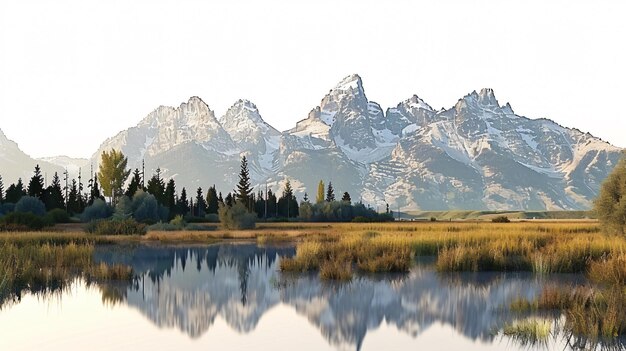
[0,0,624,158]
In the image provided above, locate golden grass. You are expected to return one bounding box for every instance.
[510,284,626,340]
[272,221,625,277]
[0,240,134,305]
[503,318,552,341]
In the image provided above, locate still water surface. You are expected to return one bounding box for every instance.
[0,243,600,350]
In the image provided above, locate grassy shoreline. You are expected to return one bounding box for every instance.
[3,220,626,343]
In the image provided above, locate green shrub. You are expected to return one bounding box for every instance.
[492,215,511,223]
[86,218,146,235]
[15,196,46,216]
[430,217,437,222]
[170,215,186,227]
[81,199,113,222]
[131,191,168,223]
[594,153,626,234]
[0,212,52,231]
[218,202,256,230]
[0,203,15,216]
[45,209,71,224]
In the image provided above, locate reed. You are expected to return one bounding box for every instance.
[510,285,626,340]
[503,318,552,342]
[0,240,133,306]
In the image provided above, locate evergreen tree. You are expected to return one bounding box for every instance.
[89,174,103,205]
[27,164,45,199]
[236,156,253,211]
[125,168,143,198]
[225,193,234,207]
[206,185,219,214]
[218,192,224,206]
[176,187,189,216]
[194,187,206,217]
[146,168,166,204]
[341,191,351,204]
[303,192,309,203]
[77,170,86,212]
[325,181,335,202]
[97,149,130,204]
[595,153,626,234]
[45,172,65,210]
[278,180,298,218]
[386,203,390,214]
[5,178,26,204]
[0,175,4,203]
[164,178,176,216]
[316,180,325,203]
[254,190,265,218]
[67,179,81,214]
[267,189,277,217]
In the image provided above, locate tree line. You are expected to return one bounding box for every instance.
[0,150,392,226]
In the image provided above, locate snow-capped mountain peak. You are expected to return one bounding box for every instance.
[478,88,498,106]
[9,74,616,213]
[220,99,276,137]
[333,74,364,93]
[405,94,434,112]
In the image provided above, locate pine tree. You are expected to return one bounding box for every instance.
[386,203,390,214]
[206,185,219,214]
[27,164,45,199]
[176,187,189,216]
[78,169,86,212]
[194,187,206,217]
[67,179,81,214]
[326,181,335,202]
[89,174,103,205]
[341,191,351,204]
[254,190,265,218]
[303,192,309,203]
[267,189,277,217]
[45,172,65,210]
[97,149,130,204]
[146,168,166,204]
[6,178,26,204]
[316,180,325,203]
[278,179,298,218]
[236,156,253,211]
[225,193,234,207]
[0,175,4,204]
[125,168,142,198]
[164,178,176,216]
[218,192,224,206]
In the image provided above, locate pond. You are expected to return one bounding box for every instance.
[0,243,617,350]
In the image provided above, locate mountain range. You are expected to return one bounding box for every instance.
[0,74,622,210]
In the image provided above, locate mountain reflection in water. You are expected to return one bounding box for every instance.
[91,243,589,350]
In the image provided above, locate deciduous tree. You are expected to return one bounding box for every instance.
[97,149,130,204]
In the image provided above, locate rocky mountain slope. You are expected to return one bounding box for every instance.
[0,129,66,185]
[2,75,621,210]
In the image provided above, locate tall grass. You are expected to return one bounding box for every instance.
[0,240,133,306]
[279,222,624,277]
[510,285,626,341]
[502,318,552,344]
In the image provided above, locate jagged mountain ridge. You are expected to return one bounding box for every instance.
[91,74,621,210]
[7,74,618,210]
